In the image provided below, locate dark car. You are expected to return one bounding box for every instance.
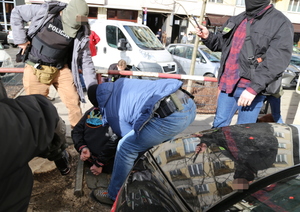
[111,123,300,212]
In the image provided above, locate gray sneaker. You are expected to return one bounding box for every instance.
[91,187,114,205]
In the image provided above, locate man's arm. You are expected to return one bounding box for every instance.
[0,94,59,180]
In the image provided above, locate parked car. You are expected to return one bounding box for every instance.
[293,46,300,55]
[290,54,300,70]
[281,55,300,88]
[6,30,17,48]
[0,43,14,68]
[0,43,15,80]
[282,64,299,88]
[112,123,300,212]
[90,20,177,74]
[166,44,220,77]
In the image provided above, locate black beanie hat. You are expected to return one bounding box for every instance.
[88,84,98,107]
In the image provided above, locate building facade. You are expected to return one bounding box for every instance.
[1,0,300,44]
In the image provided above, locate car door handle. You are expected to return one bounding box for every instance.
[103,47,106,54]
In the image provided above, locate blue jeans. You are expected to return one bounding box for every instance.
[266,95,283,123]
[108,98,196,200]
[213,87,266,128]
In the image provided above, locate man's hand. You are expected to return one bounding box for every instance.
[237,90,256,107]
[90,164,103,175]
[195,25,209,39]
[80,147,91,161]
[195,143,207,154]
[18,41,31,54]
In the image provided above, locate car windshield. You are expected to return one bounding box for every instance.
[230,174,300,211]
[124,25,164,50]
[201,48,220,62]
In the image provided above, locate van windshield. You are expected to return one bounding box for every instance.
[124,25,164,50]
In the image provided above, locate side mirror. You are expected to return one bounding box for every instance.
[117,38,127,51]
[296,78,300,94]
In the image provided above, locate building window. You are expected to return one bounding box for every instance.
[274,131,285,138]
[183,137,199,154]
[276,154,287,163]
[166,148,178,158]
[170,169,182,177]
[107,9,138,22]
[88,7,98,19]
[194,184,209,194]
[155,155,162,165]
[278,143,286,149]
[188,163,204,176]
[289,0,300,12]
[208,0,223,3]
[236,0,245,6]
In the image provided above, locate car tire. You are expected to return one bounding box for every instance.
[204,73,215,78]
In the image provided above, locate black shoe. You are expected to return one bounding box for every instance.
[91,187,114,205]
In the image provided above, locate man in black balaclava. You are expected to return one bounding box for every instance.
[195,0,293,129]
[245,0,270,17]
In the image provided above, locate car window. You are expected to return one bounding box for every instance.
[173,46,187,58]
[106,25,126,48]
[168,45,176,55]
[201,48,220,62]
[186,47,193,59]
[227,174,300,211]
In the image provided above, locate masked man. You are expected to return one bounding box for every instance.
[195,0,293,128]
[11,0,97,128]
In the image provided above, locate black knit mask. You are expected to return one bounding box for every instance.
[245,0,270,17]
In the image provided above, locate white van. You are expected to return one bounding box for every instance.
[89,20,177,74]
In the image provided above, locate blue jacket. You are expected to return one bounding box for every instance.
[96,78,183,137]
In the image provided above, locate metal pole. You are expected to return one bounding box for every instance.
[186,0,207,93]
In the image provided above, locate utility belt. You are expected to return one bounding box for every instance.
[27,55,65,70]
[155,89,193,118]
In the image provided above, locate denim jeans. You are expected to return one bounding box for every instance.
[108,98,196,200]
[266,95,283,123]
[213,87,266,128]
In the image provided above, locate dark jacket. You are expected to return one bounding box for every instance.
[203,5,293,94]
[107,63,130,82]
[0,91,60,212]
[71,107,120,168]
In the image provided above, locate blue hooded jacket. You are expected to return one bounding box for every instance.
[95,78,183,137]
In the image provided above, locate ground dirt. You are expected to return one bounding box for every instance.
[27,145,111,212]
